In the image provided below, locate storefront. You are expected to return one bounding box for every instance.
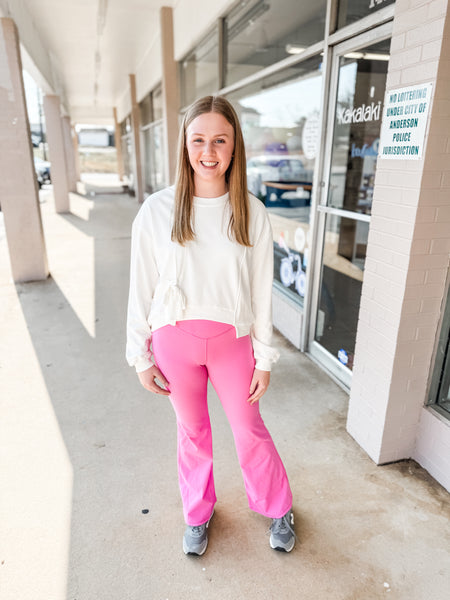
[115,0,450,489]
[177,0,397,389]
[140,85,167,195]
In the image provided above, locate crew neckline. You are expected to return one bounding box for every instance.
[193,191,229,207]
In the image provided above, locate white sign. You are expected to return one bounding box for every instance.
[302,114,320,160]
[379,83,432,160]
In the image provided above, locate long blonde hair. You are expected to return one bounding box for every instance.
[171,95,251,247]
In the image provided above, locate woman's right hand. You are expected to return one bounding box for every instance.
[138,365,170,396]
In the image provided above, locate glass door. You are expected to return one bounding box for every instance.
[308,28,392,388]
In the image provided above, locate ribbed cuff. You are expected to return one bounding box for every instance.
[255,358,272,372]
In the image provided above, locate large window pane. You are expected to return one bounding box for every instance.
[180,27,218,107]
[314,214,368,369]
[337,0,396,29]
[328,39,390,215]
[429,290,450,418]
[225,0,326,87]
[142,120,167,194]
[229,55,322,306]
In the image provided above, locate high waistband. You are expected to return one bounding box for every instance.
[175,319,235,339]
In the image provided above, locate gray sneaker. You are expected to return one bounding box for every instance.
[183,513,213,556]
[269,509,295,552]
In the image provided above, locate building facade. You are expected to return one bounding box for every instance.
[1,0,449,491]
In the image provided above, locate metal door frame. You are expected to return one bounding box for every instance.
[304,22,393,389]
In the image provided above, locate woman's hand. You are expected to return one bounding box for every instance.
[248,369,270,404]
[138,365,170,396]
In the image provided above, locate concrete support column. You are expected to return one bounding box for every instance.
[160,6,179,185]
[347,1,450,466]
[43,95,70,212]
[113,107,125,181]
[0,18,48,282]
[72,124,81,181]
[129,74,144,203]
[62,116,77,192]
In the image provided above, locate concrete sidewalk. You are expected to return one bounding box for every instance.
[1,187,449,600]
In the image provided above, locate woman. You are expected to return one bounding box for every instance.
[126,95,295,555]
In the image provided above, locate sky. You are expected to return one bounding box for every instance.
[23,69,41,125]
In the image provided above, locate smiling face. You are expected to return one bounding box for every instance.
[185,111,235,197]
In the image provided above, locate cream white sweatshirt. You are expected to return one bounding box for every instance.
[126,186,280,372]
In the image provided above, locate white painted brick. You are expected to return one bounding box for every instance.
[430,238,450,253]
[391,251,412,269]
[421,37,444,60]
[403,312,441,332]
[389,45,422,70]
[425,267,448,284]
[408,0,434,10]
[420,170,444,189]
[407,371,431,392]
[423,154,450,171]
[366,240,395,262]
[416,323,440,339]
[414,408,450,493]
[419,188,450,205]
[405,18,446,47]
[398,322,417,341]
[402,297,423,313]
[432,118,450,136]
[405,282,446,298]
[441,170,450,187]
[413,220,450,238]
[407,268,427,285]
[373,200,418,223]
[390,169,424,189]
[435,204,450,221]
[420,296,446,312]
[396,220,416,239]
[424,133,449,155]
[427,0,449,20]
[380,262,408,286]
[410,351,433,368]
[394,5,430,34]
[400,187,422,206]
[411,239,431,255]
[415,206,438,223]
[386,70,403,88]
[432,99,450,117]
[389,32,406,53]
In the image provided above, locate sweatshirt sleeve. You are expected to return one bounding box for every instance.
[249,204,280,371]
[126,204,159,372]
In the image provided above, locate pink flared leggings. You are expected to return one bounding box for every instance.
[152,320,292,526]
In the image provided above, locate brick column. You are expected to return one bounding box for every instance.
[0,18,48,282]
[160,6,179,184]
[43,95,70,213]
[347,0,450,464]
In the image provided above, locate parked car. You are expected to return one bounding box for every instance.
[34,157,51,188]
[246,154,312,198]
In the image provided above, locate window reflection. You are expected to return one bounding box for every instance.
[328,40,390,215]
[229,56,322,305]
[225,0,326,87]
[315,214,368,369]
[180,27,219,108]
[143,121,166,194]
[337,0,396,29]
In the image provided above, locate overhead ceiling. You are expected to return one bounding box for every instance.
[10,0,176,123]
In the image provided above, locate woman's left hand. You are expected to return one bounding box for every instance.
[248,369,270,404]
